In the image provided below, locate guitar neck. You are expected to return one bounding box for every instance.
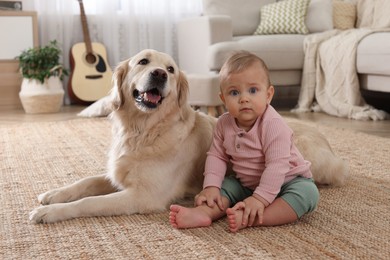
[78,0,93,54]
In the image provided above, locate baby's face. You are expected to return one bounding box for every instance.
[220,62,274,131]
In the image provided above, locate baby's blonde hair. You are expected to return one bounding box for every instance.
[219,50,271,87]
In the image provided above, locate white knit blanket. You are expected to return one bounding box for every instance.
[293,1,390,120]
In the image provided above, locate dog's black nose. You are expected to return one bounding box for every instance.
[151,69,167,81]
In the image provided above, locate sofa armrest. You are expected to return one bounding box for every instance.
[177,15,232,74]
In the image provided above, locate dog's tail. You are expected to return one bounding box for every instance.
[310,147,349,187]
[292,122,349,187]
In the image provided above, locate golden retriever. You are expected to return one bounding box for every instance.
[29,49,347,223]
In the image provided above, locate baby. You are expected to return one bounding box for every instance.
[170,51,319,232]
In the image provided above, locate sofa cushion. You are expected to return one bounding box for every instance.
[254,0,310,35]
[357,32,390,76]
[305,0,333,33]
[202,0,276,36]
[207,34,305,71]
[333,0,356,30]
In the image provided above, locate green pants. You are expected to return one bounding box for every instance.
[221,176,319,218]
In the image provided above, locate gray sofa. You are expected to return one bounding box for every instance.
[177,0,390,113]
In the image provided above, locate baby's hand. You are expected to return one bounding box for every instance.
[232,195,267,227]
[194,187,224,211]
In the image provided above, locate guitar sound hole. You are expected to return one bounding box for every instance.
[86,53,97,64]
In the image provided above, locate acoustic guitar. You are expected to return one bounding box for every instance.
[68,0,113,103]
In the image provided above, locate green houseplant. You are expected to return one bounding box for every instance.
[17,40,69,114]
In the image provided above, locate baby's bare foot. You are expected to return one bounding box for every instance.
[226,207,247,232]
[169,204,212,229]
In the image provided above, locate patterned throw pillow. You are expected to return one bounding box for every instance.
[254,0,310,35]
[333,0,356,30]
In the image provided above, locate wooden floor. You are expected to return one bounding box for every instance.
[0,105,389,138]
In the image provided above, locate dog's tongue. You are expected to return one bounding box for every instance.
[144,91,161,104]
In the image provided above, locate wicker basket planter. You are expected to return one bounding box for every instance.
[16,41,68,114]
[19,76,64,114]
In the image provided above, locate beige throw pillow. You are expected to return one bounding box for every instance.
[254,0,310,35]
[333,0,357,30]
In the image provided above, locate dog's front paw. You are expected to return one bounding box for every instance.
[38,189,71,205]
[29,206,53,224]
[38,191,54,205]
[29,205,67,224]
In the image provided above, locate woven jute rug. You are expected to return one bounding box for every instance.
[0,117,389,259]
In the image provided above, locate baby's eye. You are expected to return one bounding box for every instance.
[229,90,239,96]
[249,87,258,94]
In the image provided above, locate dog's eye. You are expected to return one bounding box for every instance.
[167,66,175,74]
[138,58,149,65]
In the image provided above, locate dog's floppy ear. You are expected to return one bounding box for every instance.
[111,59,130,110]
[177,70,189,108]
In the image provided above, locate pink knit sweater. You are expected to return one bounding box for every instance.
[203,105,312,204]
